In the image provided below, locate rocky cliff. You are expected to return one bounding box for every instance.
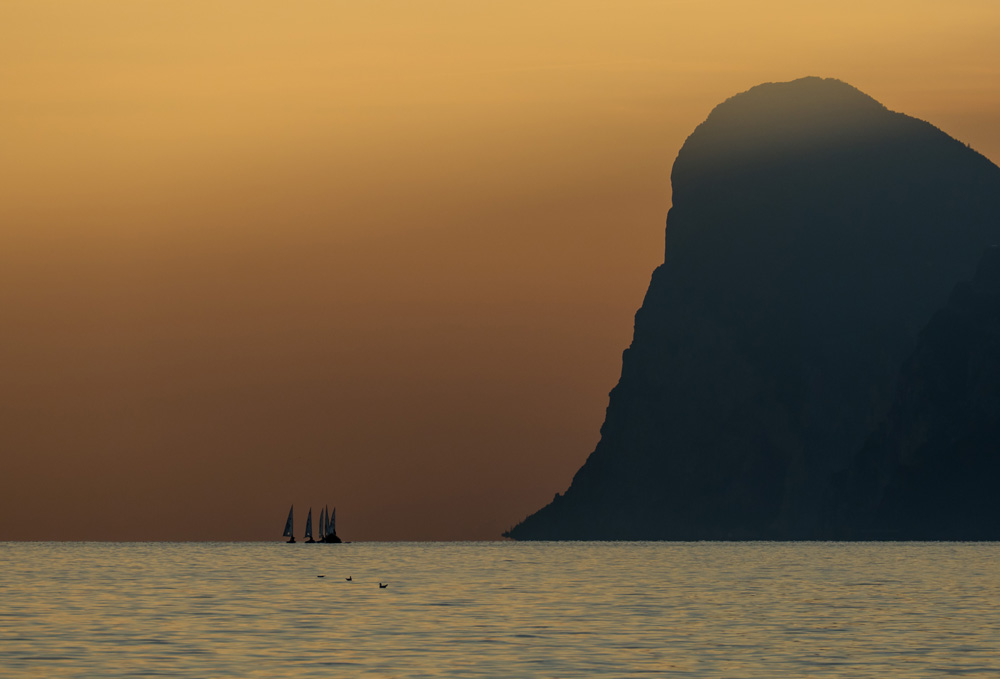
[831,247,1000,539]
[507,77,1000,540]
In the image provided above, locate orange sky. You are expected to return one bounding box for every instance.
[2,1,1000,540]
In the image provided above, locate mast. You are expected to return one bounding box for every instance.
[283,505,295,543]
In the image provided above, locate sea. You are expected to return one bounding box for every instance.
[1,542,998,678]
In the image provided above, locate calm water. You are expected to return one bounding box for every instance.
[1,542,998,678]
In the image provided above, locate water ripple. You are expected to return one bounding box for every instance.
[1,542,999,677]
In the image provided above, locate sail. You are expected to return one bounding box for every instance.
[325,505,332,536]
[331,507,336,535]
[318,507,326,540]
[282,505,294,538]
[305,508,313,539]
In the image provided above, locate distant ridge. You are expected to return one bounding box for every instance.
[507,77,1000,540]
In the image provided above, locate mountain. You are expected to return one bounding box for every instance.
[506,77,1000,540]
[830,247,1000,539]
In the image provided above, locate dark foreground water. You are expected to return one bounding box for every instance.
[1,542,998,677]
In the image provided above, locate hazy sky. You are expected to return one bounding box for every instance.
[2,0,999,540]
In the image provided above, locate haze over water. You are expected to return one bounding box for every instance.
[2,542,998,678]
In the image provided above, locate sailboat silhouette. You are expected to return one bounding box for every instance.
[304,508,316,543]
[322,506,342,543]
[281,504,343,543]
[282,505,295,544]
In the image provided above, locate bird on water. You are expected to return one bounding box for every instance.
[346,576,352,582]
[379,583,388,589]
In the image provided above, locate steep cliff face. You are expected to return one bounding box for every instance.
[833,247,1000,539]
[507,77,1000,540]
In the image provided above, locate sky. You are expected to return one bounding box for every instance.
[2,0,1000,541]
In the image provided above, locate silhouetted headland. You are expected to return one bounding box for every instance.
[506,77,1000,540]
[830,246,1000,539]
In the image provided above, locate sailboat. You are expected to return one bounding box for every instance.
[282,505,295,543]
[280,503,343,543]
[322,505,342,543]
[305,507,316,543]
